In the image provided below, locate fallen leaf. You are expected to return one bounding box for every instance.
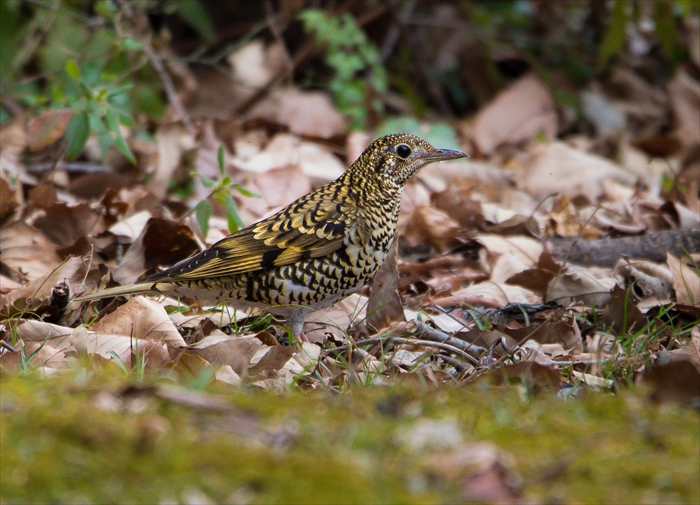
[472,73,557,155]
[91,297,186,346]
[191,332,263,374]
[0,254,89,319]
[304,308,352,344]
[666,253,700,306]
[246,88,347,139]
[0,177,19,220]
[0,221,62,281]
[231,133,346,184]
[247,345,297,379]
[367,239,406,332]
[113,217,199,285]
[34,202,104,247]
[403,205,463,252]
[252,165,311,210]
[668,68,700,146]
[430,282,539,308]
[27,108,73,151]
[215,364,242,386]
[546,268,616,307]
[521,142,637,200]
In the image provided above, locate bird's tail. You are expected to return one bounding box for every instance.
[74,282,155,302]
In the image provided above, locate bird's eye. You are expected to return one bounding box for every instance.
[396,144,411,159]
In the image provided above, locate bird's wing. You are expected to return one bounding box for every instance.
[148,195,356,281]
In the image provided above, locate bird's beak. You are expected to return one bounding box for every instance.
[424,148,469,162]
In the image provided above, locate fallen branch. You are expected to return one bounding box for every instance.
[326,335,480,366]
[549,228,700,267]
[402,319,486,358]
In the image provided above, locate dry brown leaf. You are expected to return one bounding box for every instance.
[666,253,700,306]
[644,359,700,405]
[546,268,616,307]
[13,319,73,343]
[521,142,636,200]
[0,177,19,220]
[431,282,539,308]
[149,123,197,198]
[367,239,406,332]
[490,253,532,284]
[1,254,90,318]
[191,332,263,375]
[70,325,171,369]
[668,69,700,146]
[489,361,563,388]
[0,221,62,281]
[215,365,242,386]
[91,297,186,346]
[431,186,484,231]
[304,308,352,344]
[247,345,297,379]
[227,40,286,96]
[252,165,311,210]
[113,217,199,285]
[34,202,104,247]
[550,195,600,238]
[472,73,557,155]
[0,116,27,177]
[246,88,347,139]
[27,109,73,151]
[403,205,463,252]
[231,133,345,183]
[476,235,543,267]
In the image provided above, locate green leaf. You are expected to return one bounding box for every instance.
[118,113,135,127]
[65,59,81,80]
[217,145,225,176]
[212,190,227,206]
[175,0,216,41]
[105,109,120,133]
[65,112,90,160]
[119,36,143,51]
[225,194,244,233]
[231,184,261,198]
[105,84,133,98]
[113,128,136,164]
[195,200,211,237]
[598,0,628,70]
[200,177,216,189]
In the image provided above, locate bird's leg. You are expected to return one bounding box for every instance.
[288,308,310,343]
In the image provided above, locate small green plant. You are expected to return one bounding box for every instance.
[190,146,260,236]
[299,9,387,130]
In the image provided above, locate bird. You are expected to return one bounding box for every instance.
[76,133,468,338]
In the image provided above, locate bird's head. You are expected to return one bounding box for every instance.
[351,133,468,194]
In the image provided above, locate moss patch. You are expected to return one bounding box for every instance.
[1,371,698,503]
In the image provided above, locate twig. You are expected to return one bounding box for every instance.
[403,319,486,357]
[0,341,18,353]
[325,335,479,365]
[436,353,472,373]
[264,0,294,85]
[141,42,196,135]
[534,358,624,367]
[379,0,418,62]
[114,0,195,136]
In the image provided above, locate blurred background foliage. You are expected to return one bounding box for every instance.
[0,0,697,161]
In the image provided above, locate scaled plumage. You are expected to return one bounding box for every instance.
[76,134,467,337]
